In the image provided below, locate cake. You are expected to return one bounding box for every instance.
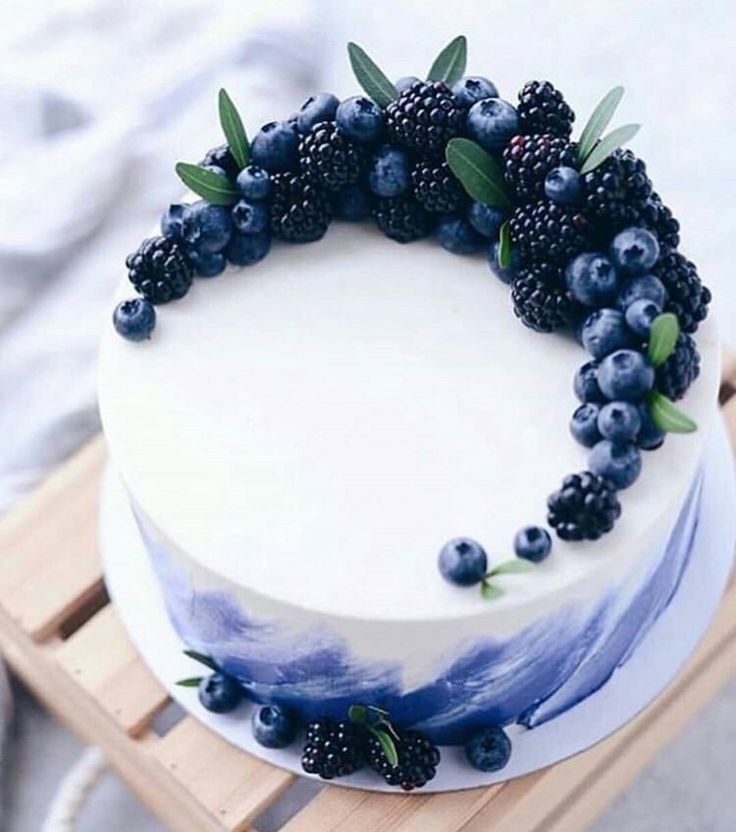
[98,36,723,789]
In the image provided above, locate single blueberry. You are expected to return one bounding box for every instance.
[467,202,506,238]
[570,402,602,447]
[188,249,227,278]
[161,204,187,240]
[225,230,271,266]
[565,253,620,307]
[438,538,488,587]
[625,298,661,337]
[609,227,660,275]
[487,241,521,285]
[113,298,156,341]
[466,98,519,151]
[334,184,372,221]
[597,401,641,443]
[573,361,606,404]
[452,76,499,109]
[616,274,667,312]
[198,672,243,714]
[598,349,655,401]
[368,145,410,197]
[436,216,483,255]
[231,199,269,234]
[336,96,385,144]
[637,402,666,450]
[513,526,552,563]
[544,166,582,205]
[236,165,271,201]
[465,726,512,772]
[251,704,299,749]
[296,92,339,134]
[182,201,232,254]
[395,76,421,94]
[581,309,632,360]
[589,440,642,490]
[251,120,300,173]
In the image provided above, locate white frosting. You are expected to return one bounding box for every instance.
[98,222,719,633]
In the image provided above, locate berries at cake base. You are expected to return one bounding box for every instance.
[198,672,243,713]
[251,705,299,749]
[301,718,366,780]
[465,726,512,772]
[366,728,440,791]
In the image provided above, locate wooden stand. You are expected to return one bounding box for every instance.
[1,351,736,832]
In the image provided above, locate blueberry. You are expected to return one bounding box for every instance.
[598,401,641,443]
[336,96,385,144]
[296,92,339,134]
[467,202,506,238]
[368,145,410,197]
[395,75,421,94]
[251,120,300,173]
[198,672,243,713]
[487,241,520,285]
[565,253,620,307]
[574,361,606,404]
[182,201,232,254]
[161,204,187,240]
[581,309,632,360]
[570,402,602,447]
[637,402,666,450]
[452,76,499,109]
[231,199,269,234]
[598,349,655,401]
[466,98,519,151]
[465,726,512,772]
[544,166,582,205]
[616,274,667,312]
[609,227,660,275]
[188,250,226,278]
[236,165,271,201]
[334,184,372,221]
[225,231,271,266]
[251,704,299,749]
[513,526,552,563]
[589,440,642,490]
[625,298,661,337]
[113,298,156,341]
[438,538,488,587]
[436,216,483,255]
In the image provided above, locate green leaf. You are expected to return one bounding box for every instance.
[347,42,398,108]
[488,558,536,577]
[371,728,399,767]
[218,88,249,171]
[427,35,467,84]
[348,704,369,724]
[580,124,641,175]
[577,86,625,164]
[176,677,203,688]
[175,162,240,206]
[183,649,219,672]
[480,581,505,601]
[648,391,697,434]
[445,138,512,209]
[498,222,512,269]
[647,313,680,368]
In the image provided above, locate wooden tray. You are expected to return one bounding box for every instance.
[1,350,736,832]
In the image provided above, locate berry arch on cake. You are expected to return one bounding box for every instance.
[99,35,722,790]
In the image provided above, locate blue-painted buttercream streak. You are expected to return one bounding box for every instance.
[136,474,702,745]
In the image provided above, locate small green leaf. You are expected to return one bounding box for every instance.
[498,222,512,269]
[218,88,249,171]
[176,677,203,688]
[371,728,399,767]
[348,704,369,724]
[347,42,398,108]
[580,124,641,175]
[647,313,680,368]
[175,163,240,206]
[488,558,536,577]
[480,581,505,601]
[577,86,625,164]
[648,391,698,434]
[427,35,467,84]
[445,138,512,209]
[183,649,219,672]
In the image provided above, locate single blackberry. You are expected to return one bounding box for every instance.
[503,133,577,203]
[583,149,653,237]
[386,81,464,159]
[509,199,591,266]
[299,121,366,192]
[511,263,580,333]
[411,161,466,213]
[126,236,193,304]
[652,250,710,333]
[656,333,701,401]
[517,81,575,138]
[373,195,432,243]
[270,172,332,243]
[200,144,240,180]
[547,471,622,541]
[637,193,680,250]
[367,728,440,791]
[301,718,366,780]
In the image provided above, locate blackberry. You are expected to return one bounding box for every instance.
[126,236,193,304]
[386,81,464,159]
[656,333,701,401]
[511,263,580,333]
[411,161,466,213]
[270,172,332,243]
[373,196,432,243]
[547,471,622,541]
[367,728,440,791]
[652,250,710,333]
[637,193,680,250]
[583,149,653,237]
[503,133,577,203]
[509,199,590,266]
[199,144,240,180]
[301,718,366,780]
[299,121,366,192]
[517,81,575,138]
